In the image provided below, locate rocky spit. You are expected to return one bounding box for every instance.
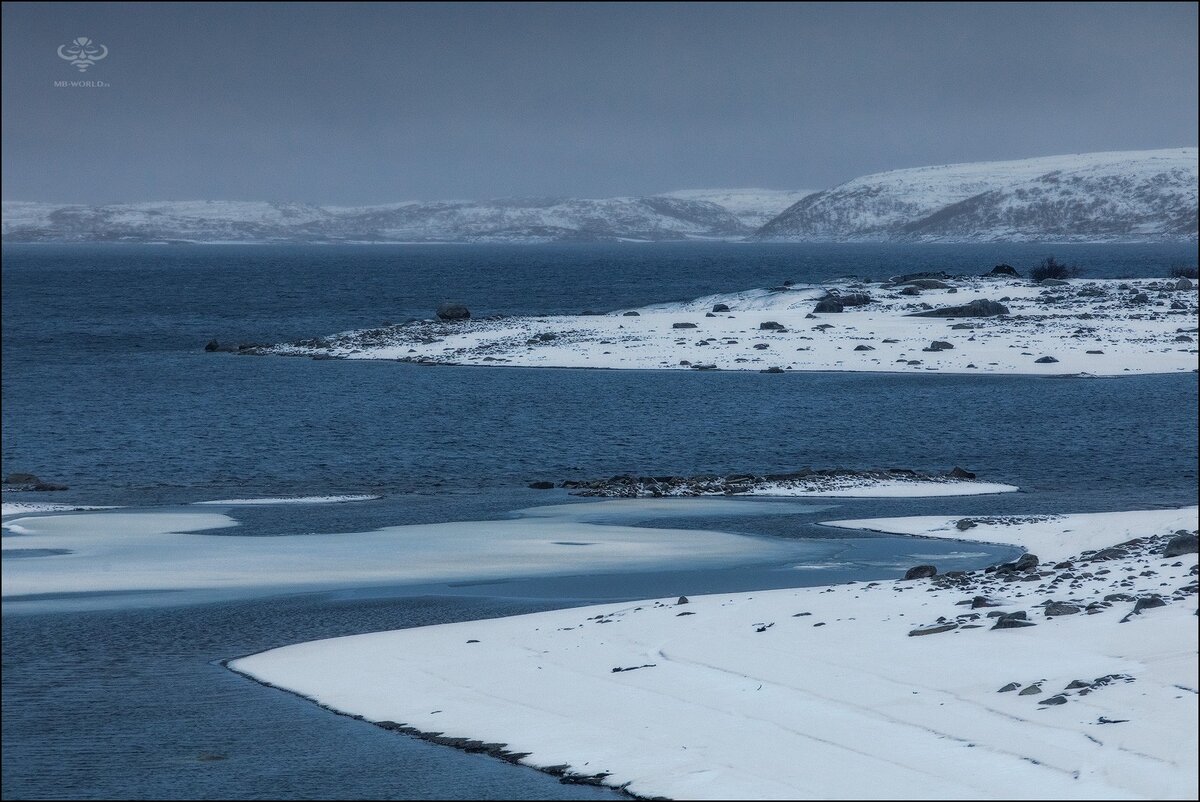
[533,466,985,497]
[223,275,1199,376]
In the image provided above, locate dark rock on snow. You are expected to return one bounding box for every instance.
[903,565,938,580]
[908,299,1009,318]
[436,303,471,321]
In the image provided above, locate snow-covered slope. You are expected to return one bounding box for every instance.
[658,188,816,228]
[756,148,1198,242]
[0,196,754,243]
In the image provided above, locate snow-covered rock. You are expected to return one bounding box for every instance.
[756,148,1198,242]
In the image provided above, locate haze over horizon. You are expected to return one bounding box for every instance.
[2,2,1196,205]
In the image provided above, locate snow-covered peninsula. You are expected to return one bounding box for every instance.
[247,274,1199,376]
[231,506,1199,800]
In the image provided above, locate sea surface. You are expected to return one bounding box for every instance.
[3,242,1197,799]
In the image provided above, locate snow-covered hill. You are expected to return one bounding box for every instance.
[755,148,1198,242]
[0,196,756,243]
[658,188,816,228]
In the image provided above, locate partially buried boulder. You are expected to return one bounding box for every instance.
[903,565,937,580]
[436,303,471,321]
[1163,532,1198,557]
[947,466,976,479]
[908,299,1009,318]
[986,264,1021,278]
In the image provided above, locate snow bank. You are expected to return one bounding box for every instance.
[1,502,119,516]
[231,506,1199,800]
[192,494,382,506]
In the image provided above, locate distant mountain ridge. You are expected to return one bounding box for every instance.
[4,149,1195,243]
[0,194,765,244]
[754,148,1197,242]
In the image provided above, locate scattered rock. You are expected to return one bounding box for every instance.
[909,299,1009,318]
[1014,554,1039,571]
[997,682,1021,692]
[908,623,958,636]
[993,612,1037,630]
[1039,694,1068,706]
[1018,683,1043,695]
[1044,601,1081,617]
[1163,533,1198,557]
[898,279,952,290]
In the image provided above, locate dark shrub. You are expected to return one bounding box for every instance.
[1029,256,1081,282]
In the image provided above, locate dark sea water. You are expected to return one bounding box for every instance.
[3,243,1197,799]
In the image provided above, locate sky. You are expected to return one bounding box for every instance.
[2,2,1196,204]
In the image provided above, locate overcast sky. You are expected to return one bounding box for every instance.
[2,2,1196,204]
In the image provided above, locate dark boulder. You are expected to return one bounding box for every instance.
[926,341,954,351]
[1034,356,1059,364]
[908,299,1009,318]
[1044,602,1081,617]
[853,344,875,351]
[1014,553,1040,571]
[899,286,922,296]
[898,279,952,289]
[813,297,844,313]
[436,303,471,321]
[1132,595,1167,614]
[839,293,872,307]
[623,311,640,316]
[204,339,220,352]
[4,473,41,485]
[1163,532,1198,557]
[986,264,1021,278]
[528,481,555,490]
[947,466,976,479]
[711,303,731,313]
[903,565,937,580]
[908,623,958,636]
[672,322,698,329]
[759,321,787,330]
[992,611,1036,629]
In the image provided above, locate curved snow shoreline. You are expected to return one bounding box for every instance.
[249,276,1199,376]
[230,506,1199,800]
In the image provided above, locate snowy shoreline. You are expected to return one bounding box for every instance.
[247,276,1199,376]
[231,506,1199,800]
